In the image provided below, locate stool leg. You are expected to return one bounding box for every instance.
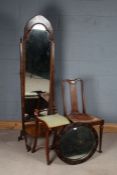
[45,130,50,165]
[98,123,104,153]
[32,122,39,153]
[32,137,38,153]
[24,133,31,152]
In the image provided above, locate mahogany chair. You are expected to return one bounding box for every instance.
[62,78,104,153]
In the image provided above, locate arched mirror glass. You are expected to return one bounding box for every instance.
[25,23,50,118]
[19,15,55,139]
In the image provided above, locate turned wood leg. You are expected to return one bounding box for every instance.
[50,130,56,150]
[32,122,39,153]
[32,137,38,153]
[45,130,50,165]
[98,122,104,153]
[51,126,65,150]
[24,133,31,152]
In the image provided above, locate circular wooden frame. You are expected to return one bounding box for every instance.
[55,123,98,165]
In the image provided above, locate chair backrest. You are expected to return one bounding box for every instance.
[62,78,86,116]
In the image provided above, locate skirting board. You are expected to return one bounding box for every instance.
[102,123,117,133]
[0,121,22,130]
[0,121,117,133]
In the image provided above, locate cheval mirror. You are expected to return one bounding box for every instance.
[18,15,56,140]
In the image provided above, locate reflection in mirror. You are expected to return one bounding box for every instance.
[59,126,96,158]
[25,24,51,119]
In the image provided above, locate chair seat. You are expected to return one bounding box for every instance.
[68,113,103,124]
[38,113,70,128]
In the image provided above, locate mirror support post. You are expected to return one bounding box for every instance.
[48,41,56,114]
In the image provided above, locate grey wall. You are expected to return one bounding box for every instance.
[0,0,117,122]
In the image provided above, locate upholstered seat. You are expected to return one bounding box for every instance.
[38,113,70,128]
[68,113,102,124]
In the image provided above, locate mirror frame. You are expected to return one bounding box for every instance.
[20,15,56,133]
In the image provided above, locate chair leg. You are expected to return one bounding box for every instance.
[51,126,65,150]
[32,137,38,153]
[32,123,39,153]
[45,130,50,165]
[24,133,31,152]
[98,123,104,153]
[50,129,57,150]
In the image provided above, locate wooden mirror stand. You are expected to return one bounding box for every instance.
[18,15,56,140]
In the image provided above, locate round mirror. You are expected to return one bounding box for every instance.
[55,123,98,164]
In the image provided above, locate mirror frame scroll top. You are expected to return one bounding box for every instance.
[20,15,56,121]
